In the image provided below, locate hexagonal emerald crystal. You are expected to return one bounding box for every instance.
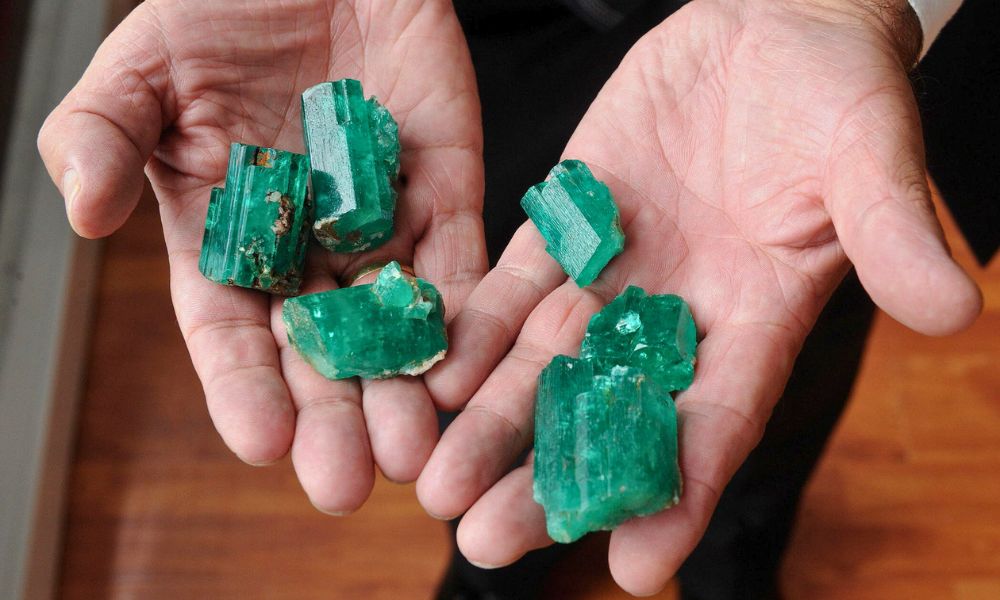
[533,359,681,543]
[198,143,311,295]
[301,79,400,253]
[520,160,625,287]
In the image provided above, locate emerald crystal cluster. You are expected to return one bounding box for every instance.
[283,262,447,379]
[521,160,625,287]
[198,81,442,380]
[533,286,696,543]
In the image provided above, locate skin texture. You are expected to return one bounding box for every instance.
[38,0,487,513]
[418,0,981,595]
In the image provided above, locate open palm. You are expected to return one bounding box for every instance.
[418,0,981,594]
[38,0,486,513]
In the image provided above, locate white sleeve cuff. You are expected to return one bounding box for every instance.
[908,0,964,58]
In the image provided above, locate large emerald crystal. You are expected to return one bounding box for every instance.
[533,359,681,543]
[301,79,400,253]
[520,160,625,287]
[199,142,311,295]
[580,286,697,392]
[533,286,696,543]
[282,262,447,379]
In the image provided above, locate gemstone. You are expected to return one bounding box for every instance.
[282,262,447,379]
[580,286,697,392]
[198,142,312,295]
[301,79,400,253]
[520,160,625,287]
[532,286,697,543]
[533,359,681,543]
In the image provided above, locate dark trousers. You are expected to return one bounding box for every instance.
[442,2,877,598]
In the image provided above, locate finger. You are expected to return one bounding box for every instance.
[410,148,488,315]
[341,263,440,484]
[37,4,168,238]
[170,243,295,466]
[417,283,604,519]
[606,322,795,596]
[273,260,374,514]
[359,376,439,483]
[424,222,567,411]
[457,463,553,568]
[825,80,981,336]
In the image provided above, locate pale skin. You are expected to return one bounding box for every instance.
[39,0,981,595]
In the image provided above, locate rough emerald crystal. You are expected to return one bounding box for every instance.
[199,142,311,295]
[580,286,697,391]
[301,79,400,253]
[533,359,681,543]
[520,160,625,287]
[533,286,697,543]
[282,262,446,379]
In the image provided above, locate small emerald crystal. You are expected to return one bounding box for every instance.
[282,262,447,379]
[533,286,697,543]
[521,160,625,287]
[301,79,400,253]
[580,286,697,392]
[199,142,311,295]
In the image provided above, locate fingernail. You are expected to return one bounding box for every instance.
[467,559,502,570]
[62,168,80,217]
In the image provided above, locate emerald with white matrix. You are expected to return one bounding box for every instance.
[282,262,447,379]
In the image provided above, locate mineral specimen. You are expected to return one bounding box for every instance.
[199,142,311,295]
[533,287,697,543]
[533,359,681,543]
[301,79,400,253]
[520,160,625,287]
[580,286,697,392]
[282,262,447,379]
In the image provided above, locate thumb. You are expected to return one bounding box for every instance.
[825,80,982,336]
[37,6,168,239]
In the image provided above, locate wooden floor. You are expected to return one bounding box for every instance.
[57,187,998,600]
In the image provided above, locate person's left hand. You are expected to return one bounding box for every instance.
[415,0,982,594]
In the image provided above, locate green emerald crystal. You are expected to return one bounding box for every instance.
[301,79,400,253]
[533,359,681,543]
[533,286,697,543]
[199,142,312,295]
[282,262,447,379]
[520,160,625,287]
[580,286,697,392]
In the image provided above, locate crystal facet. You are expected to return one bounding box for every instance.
[199,142,312,295]
[282,262,447,379]
[580,286,697,392]
[520,160,625,287]
[301,79,400,253]
[533,286,697,543]
[533,359,681,543]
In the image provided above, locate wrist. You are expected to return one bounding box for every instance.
[790,0,923,67]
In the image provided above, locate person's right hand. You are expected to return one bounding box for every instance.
[38,0,487,514]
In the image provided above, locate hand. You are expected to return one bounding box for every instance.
[417,0,981,593]
[38,0,486,513]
